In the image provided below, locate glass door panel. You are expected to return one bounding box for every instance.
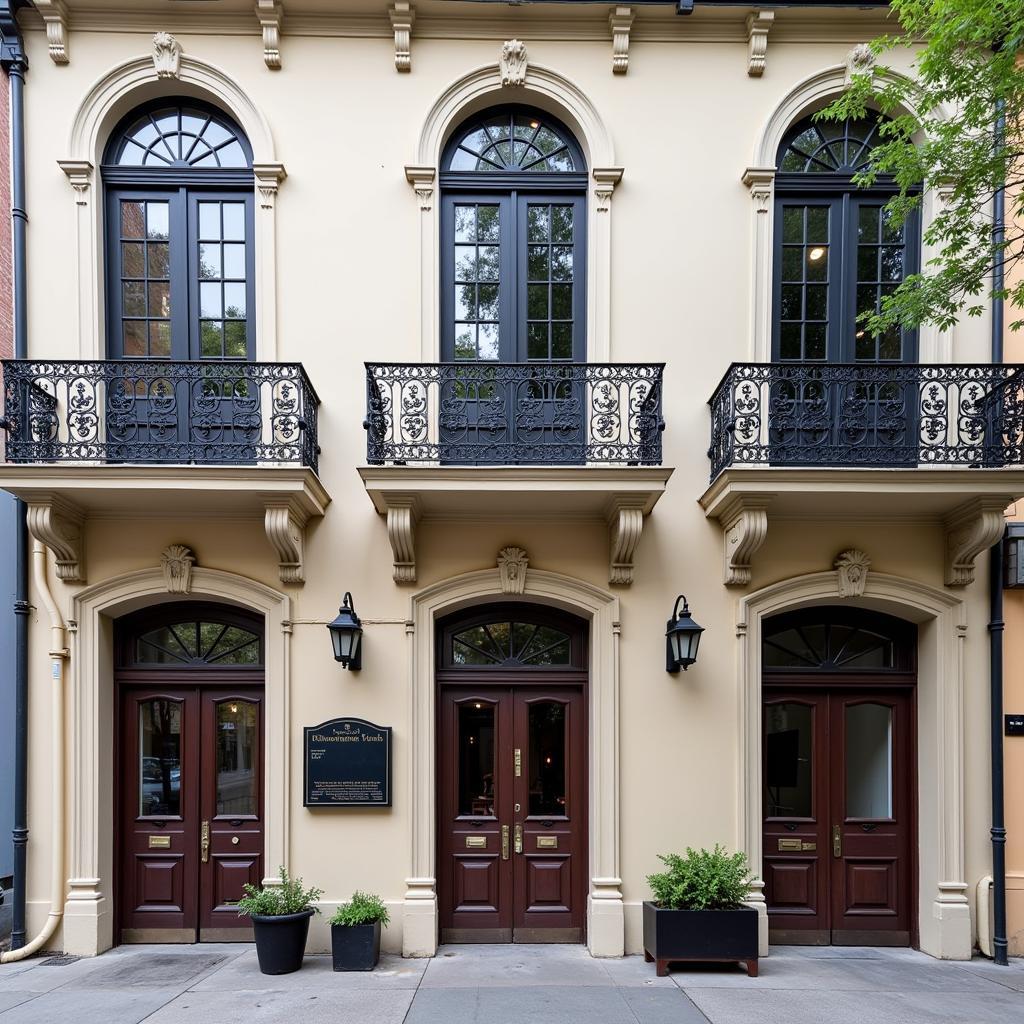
[458,700,497,817]
[526,700,566,817]
[138,698,183,817]
[214,698,258,817]
[764,701,813,819]
[844,702,893,820]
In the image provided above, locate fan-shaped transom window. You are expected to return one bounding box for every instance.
[763,609,914,672]
[110,104,251,169]
[439,606,587,670]
[444,108,583,173]
[777,115,888,175]
[120,605,263,668]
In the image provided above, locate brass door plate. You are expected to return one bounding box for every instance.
[148,835,171,849]
[465,835,487,849]
[536,836,558,849]
[801,842,816,851]
[777,838,802,852]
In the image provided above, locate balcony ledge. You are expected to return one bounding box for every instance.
[358,464,673,585]
[0,464,330,586]
[700,466,1024,587]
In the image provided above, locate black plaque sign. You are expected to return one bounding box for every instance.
[303,718,392,807]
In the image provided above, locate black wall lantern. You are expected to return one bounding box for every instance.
[327,592,363,670]
[666,595,704,673]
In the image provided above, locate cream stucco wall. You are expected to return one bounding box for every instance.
[6,1,1008,961]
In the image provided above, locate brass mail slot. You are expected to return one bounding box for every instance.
[465,836,487,849]
[536,836,558,849]
[801,842,817,851]
[777,838,802,852]
[148,835,171,849]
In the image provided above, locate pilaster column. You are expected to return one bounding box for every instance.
[58,160,98,359]
[253,163,287,362]
[405,166,437,360]
[591,168,623,362]
[742,167,775,361]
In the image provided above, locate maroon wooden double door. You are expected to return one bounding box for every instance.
[438,685,587,942]
[763,687,914,945]
[117,679,264,941]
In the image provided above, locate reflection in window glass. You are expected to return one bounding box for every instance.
[764,703,812,818]
[134,619,261,666]
[528,702,566,816]
[216,700,258,815]
[451,620,572,667]
[139,699,182,816]
[845,703,893,818]
[458,702,495,816]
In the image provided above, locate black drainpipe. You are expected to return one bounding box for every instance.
[0,0,28,952]
[988,91,1008,967]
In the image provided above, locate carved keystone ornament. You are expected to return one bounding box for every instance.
[152,32,183,80]
[498,546,529,594]
[161,545,196,594]
[500,39,528,87]
[834,548,871,598]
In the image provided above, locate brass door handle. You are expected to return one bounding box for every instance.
[201,820,211,864]
[832,824,841,858]
[514,823,523,854]
[501,824,510,860]
[514,748,522,777]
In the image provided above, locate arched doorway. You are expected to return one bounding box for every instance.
[761,607,917,946]
[436,603,588,943]
[114,602,264,943]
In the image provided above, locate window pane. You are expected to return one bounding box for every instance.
[458,702,495,816]
[199,202,220,240]
[764,703,813,818]
[224,283,246,318]
[223,243,246,279]
[149,321,171,357]
[139,700,182,816]
[222,203,245,241]
[216,700,258,816]
[528,702,566,816]
[845,703,893,818]
[200,282,222,318]
[122,242,145,278]
[146,202,169,241]
[199,243,221,279]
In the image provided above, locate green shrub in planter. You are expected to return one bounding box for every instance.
[643,846,759,978]
[237,866,324,976]
[330,891,390,971]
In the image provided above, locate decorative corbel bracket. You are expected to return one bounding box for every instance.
[721,498,769,586]
[385,497,420,583]
[746,10,774,77]
[253,162,287,209]
[609,6,633,75]
[944,497,1009,587]
[607,498,646,586]
[264,500,309,585]
[58,159,94,205]
[389,2,414,72]
[592,167,624,212]
[36,0,69,65]
[26,494,85,582]
[405,165,436,211]
[256,0,283,70]
[742,166,775,214]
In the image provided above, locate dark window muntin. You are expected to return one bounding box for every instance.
[762,607,916,675]
[437,603,588,672]
[772,114,921,364]
[102,101,256,362]
[116,601,265,670]
[440,106,588,363]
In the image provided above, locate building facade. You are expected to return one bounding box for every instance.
[0,0,1021,962]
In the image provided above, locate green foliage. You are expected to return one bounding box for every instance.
[236,865,324,918]
[646,846,752,911]
[330,891,391,928]
[818,1,1024,334]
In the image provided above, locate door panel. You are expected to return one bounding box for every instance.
[763,688,913,946]
[438,685,586,943]
[119,684,264,943]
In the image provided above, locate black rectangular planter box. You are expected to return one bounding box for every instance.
[331,921,381,971]
[642,902,758,977]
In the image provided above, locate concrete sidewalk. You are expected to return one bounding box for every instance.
[0,941,1022,1023]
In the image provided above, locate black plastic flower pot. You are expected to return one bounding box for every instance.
[331,921,381,971]
[642,902,759,977]
[250,909,314,975]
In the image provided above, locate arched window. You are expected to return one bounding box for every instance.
[117,603,264,669]
[773,114,920,364]
[440,106,587,364]
[102,101,255,362]
[762,608,915,674]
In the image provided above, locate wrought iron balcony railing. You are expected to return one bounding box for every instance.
[708,362,1024,481]
[364,362,665,466]
[1,360,320,472]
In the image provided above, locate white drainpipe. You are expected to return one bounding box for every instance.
[977,876,994,959]
[1,540,68,963]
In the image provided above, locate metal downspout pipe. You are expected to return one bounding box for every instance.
[987,92,1009,966]
[0,1,29,954]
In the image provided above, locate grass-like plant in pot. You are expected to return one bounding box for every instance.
[329,891,390,971]
[642,845,759,978]
[236,866,324,975]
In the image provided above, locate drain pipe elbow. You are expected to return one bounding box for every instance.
[1,541,68,964]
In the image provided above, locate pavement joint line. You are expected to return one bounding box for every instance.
[944,959,1024,995]
[400,949,430,1024]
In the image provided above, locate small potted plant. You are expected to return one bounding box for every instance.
[329,890,390,971]
[643,845,758,977]
[236,866,324,975]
